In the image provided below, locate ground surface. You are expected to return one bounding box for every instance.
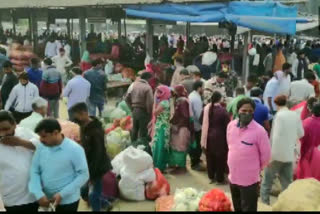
[59,97,275,212]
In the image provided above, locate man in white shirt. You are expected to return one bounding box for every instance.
[289,71,315,107]
[63,67,91,121]
[292,50,309,80]
[5,72,39,124]
[188,81,204,171]
[0,111,40,212]
[263,72,281,114]
[45,37,58,58]
[203,72,227,105]
[20,97,48,132]
[260,95,304,205]
[52,48,73,85]
[244,75,258,97]
[277,63,292,96]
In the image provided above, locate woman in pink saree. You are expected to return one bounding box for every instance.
[296,102,320,181]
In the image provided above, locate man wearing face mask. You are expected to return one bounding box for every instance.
[227,98,271,212]
[5,72,39,123]
[0,111,40,212]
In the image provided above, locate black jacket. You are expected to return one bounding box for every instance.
[81,117,112,182]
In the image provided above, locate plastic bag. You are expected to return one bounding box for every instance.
[118,101,131,116]
[146,168,170,200]
[172,188,205,211]
[105,60,114,75]
[155,195,175,211]
[110,108,127,122]
[122,146,154,174]
[58,119,80,143]
[119,168,156,201]
[198,189,233,212]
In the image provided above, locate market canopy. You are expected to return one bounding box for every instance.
[125,1,308,35]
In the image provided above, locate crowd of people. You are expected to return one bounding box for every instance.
[1,23,320,212]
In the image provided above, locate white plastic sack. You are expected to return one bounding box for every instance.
[122,146,153,174]
[0,195,5,212]
[119,168,156,201]
[110,108,126,121]
[105,60,114,75]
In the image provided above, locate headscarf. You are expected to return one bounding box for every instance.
[81,50,90,62]
[156,85,171,103]
[174,85,188,98]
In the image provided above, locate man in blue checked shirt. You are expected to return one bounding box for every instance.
[29,119,89,212]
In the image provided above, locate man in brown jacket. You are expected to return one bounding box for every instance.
[125,72,154,142]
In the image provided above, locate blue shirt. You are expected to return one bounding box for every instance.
[84,68,107,104]
[29,138,89,205]
[252,98,269,126]
[27,68,43,89]
[63,75,91,109]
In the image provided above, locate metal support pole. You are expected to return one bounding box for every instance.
[79,8,87,58]
[124,17,127,39]
[67,18,71,39]
[242,31,249,85]
[185,22,191,47]
[30,11,38,51]
[146,19,153,59]
[118,19,122,39]
[11,10,16,36]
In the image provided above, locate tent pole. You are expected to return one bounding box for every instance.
[242,31,249,85]
[67,17,71,40]
[186,22,191,47]
[79,8,87,58]
[124,16,127,39]
[11,10,16,36]
[146,19,153,59]
[118,19,122,39]
[30,11,38,52]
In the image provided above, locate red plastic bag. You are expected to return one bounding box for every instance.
[145,168,170,200]
[199,189,232,212]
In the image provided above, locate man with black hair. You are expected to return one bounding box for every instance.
[1,61,18,109]
[227,98,271,212]
[278,63,292,96]
[69,102,113,211]
[29,119,89,212]
[125,72,153,142]
[0,110,40,212]
[0,47,8,83]
[244,75,258,97]
[27,58,43,89]
[250,87,270,132]
[203,72,227,105]
[84,59,107,117]
[40,57,62,118]
[292,50,309,80]
[188,80,204,171]
[5,72,39,123]
[63,67,91,121]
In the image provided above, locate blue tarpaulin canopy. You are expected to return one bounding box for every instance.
[125,1,308,35]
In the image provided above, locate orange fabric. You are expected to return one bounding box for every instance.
[273,51,286,73]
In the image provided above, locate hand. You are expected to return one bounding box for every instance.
[0,136,22,147]
[38,196,50,208]
[51,193,62,206]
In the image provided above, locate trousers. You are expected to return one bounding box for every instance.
[188,130,202,168]
[131,108,150,142]
[5,202,39,212]
[230,182,259,212]
[47,98,59,118]
[260,161,293,205]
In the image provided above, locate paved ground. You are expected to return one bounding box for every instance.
[59,98,275,212]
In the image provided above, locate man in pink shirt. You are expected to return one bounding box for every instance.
[227,97,271,212]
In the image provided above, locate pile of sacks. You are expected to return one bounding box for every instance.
[272,178,320,211]
[111,146,170,201]
[103,101,133,159]
[155,188,232,212]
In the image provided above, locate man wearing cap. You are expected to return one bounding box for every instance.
[5,72,39,123]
